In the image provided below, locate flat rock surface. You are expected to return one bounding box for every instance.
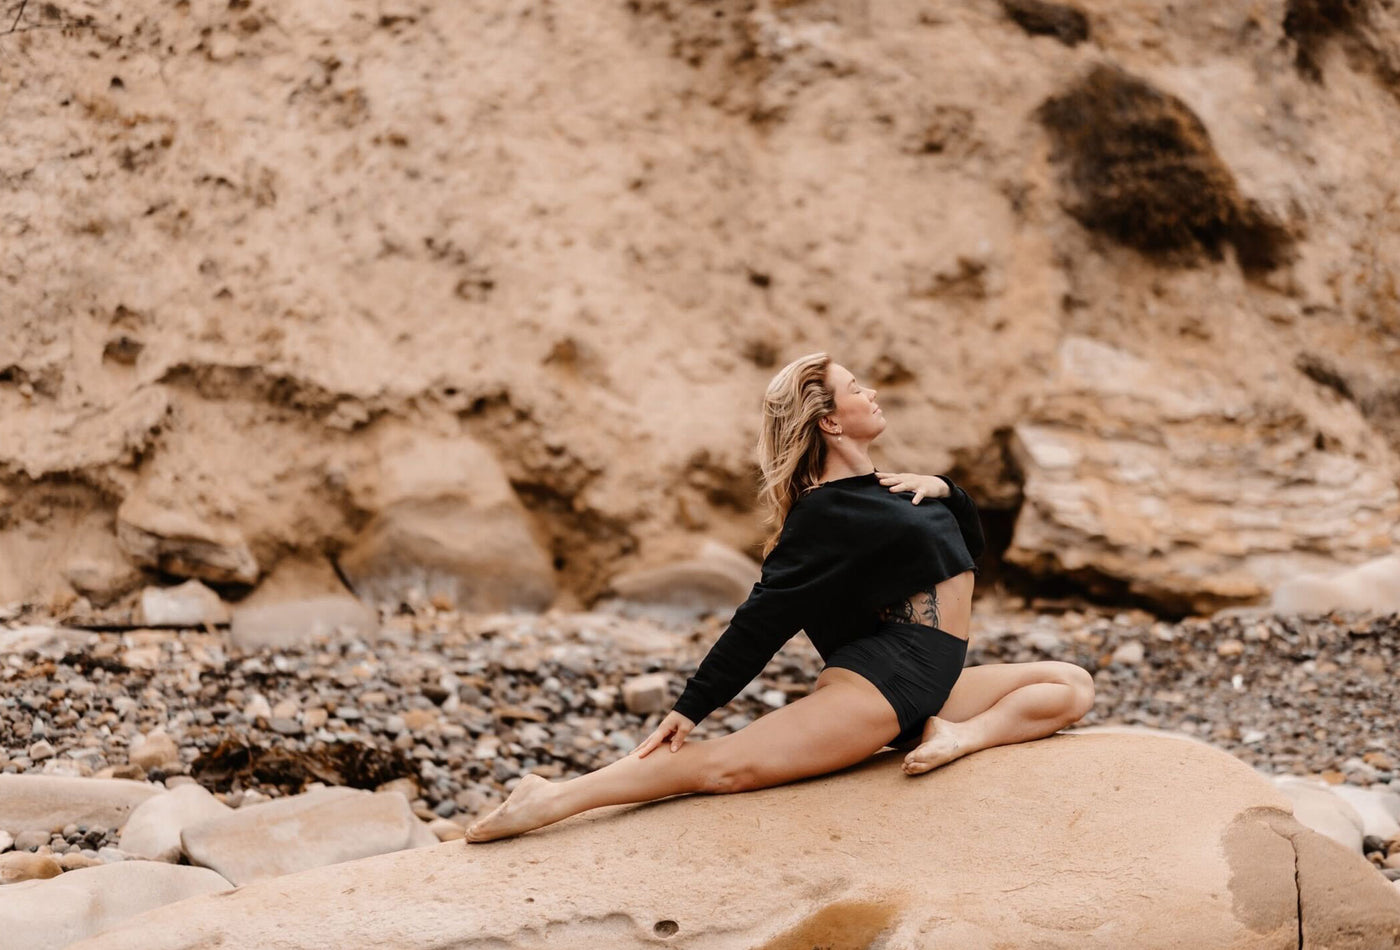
[0,861,231,950]
[69,734,1400,949]
[0,775,162,836]
[180,786,435,885]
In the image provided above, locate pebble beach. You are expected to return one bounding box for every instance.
[3,604,1398,870]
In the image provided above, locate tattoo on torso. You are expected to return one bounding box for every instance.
[876,585,941,630]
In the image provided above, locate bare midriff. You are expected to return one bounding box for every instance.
[874,569,975,641]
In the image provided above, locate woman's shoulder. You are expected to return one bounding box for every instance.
[779,487,845,540]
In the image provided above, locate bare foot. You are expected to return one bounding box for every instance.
[464,774,560,843]
[903,717,966,775]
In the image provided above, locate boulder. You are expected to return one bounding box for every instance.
[139,579,230,626]
[1271,777,1366,852]
[116,494,259,585]
[180,786,437,885]
[1004,337,1400,614]
[336,431,554,611]
[0,851,62,884]
[66,735,1400,949]
[1328,783,1400,841]
[0,775,161,836]
[606,540,760,621]
[1272,553,1400,615]
[0,862,231,950]
[228,556,380,651]
[62,544,145,608]
[118,783,233,862]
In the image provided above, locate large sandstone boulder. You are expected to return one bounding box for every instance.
[0,862,231,950]
[1005,337,1400,614]
[116,493,260,586]
[69,735,1400,949]
[0,775,162,836]
[337,430,555,611]
[180,786,438,885]
[605,539,760,621]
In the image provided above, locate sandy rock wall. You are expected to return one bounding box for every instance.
[2,0,1398,614]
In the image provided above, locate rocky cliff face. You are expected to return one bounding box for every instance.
[2,0,1398,616]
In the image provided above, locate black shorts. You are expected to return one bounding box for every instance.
[822,620,969,748]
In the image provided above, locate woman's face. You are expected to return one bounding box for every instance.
[823,362,886,442]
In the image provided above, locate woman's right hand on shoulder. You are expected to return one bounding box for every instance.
[631,711,696,757]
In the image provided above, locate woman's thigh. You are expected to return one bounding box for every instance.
[700,669,900,793]
[937,660,1089,723]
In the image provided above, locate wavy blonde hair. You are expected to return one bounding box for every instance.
[756,351,835,557]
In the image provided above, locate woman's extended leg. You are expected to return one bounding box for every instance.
[902,660,1094,775]
[465,667,900,842]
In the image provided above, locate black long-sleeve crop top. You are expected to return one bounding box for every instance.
[670,472,985,725]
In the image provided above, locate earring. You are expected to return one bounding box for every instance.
[837,435,843,442]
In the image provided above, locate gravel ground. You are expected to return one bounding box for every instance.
[2,604,1397,824]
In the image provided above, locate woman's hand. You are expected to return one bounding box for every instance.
[875,470,950,505]
[631,710,696,758]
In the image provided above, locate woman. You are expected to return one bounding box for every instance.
[465,353,1094,843]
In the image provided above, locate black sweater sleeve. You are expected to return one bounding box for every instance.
[935,475,985,566]
[670,498,840,725]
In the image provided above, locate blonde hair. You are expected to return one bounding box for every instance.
[756,351,835,556]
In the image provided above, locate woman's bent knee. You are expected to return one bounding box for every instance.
[1058,663,1095,717]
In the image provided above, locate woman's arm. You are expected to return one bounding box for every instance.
[934,474,986,563]
[669,607,799,725]
[669,500,838,726]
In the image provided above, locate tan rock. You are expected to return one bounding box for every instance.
[620,673,670,715]
[1004,338,1400,614]
[62,547,145,608]
[118,783,233,862]
[427,818,465,842]
[0,862,230,950]
[0,851,62,884]
[400,708,438,733]
[236,556,355,603]
[63,735,1400,949]
[1272,553,1400,615]
[0,775,161,836]
[180,787,437,885]
[128,730,180,772]
[116,494,259,585]
[607,540,760,621]
[337,430,554,612]
[139,579,230,627]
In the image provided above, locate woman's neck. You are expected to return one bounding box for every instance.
[819,442,875,484]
